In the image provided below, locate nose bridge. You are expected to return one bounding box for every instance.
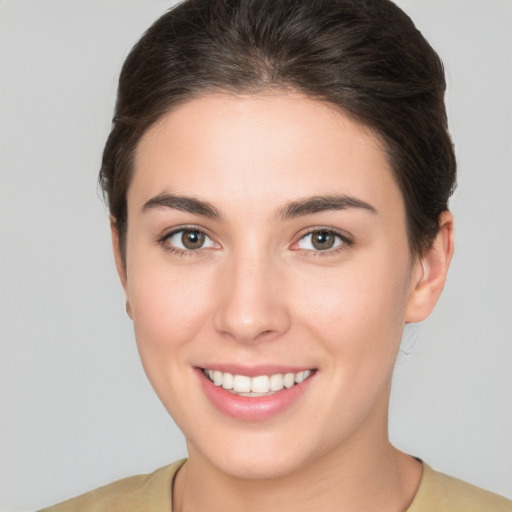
[214,245,290,344]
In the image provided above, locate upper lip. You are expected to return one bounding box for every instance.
[196,364,316,377]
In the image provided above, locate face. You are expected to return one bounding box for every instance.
[118,93,425,479]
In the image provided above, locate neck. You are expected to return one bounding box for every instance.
[173,425,422,512]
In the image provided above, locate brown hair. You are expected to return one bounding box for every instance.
[100,0,456,259]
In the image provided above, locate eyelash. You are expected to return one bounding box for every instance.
[292,228,353,257]
[158,226,217,257]
[158,227,353,257]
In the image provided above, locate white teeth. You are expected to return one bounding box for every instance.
[269,374,284,391]
[251,375,270,393]
[213,370,223,386]
[233,375,251,393]
[295,370,311,383]
[283,373,295,388]
[204,368,313,395]
[221,372,234,390]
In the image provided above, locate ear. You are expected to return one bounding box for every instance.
[405,211,454,323]
[110,216,133,319]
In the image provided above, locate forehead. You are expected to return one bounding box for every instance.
[130,92,402,216]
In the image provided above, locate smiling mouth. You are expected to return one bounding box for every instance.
[201,368,315,397]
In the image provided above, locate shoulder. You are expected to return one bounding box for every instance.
[408,462,512,512]
[38,459,186,512]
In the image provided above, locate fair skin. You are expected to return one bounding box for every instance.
[112,93,453,512]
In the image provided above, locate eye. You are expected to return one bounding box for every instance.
[296,229,348,252]
[164,228,217,251]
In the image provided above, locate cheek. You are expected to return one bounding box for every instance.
[294,254,411,358]
[292,261,410,425]
[126,257,215,364]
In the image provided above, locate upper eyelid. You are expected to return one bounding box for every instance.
[158,227,220,256]
[294,226,353,243]
[159,224,213,241]
[157,225,353,249]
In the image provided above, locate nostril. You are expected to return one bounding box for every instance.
[212,281,292,344]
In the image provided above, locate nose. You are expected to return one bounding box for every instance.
[213,251,291,345]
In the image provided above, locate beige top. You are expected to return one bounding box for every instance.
[40,459,512,511]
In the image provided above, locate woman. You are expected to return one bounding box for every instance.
[37,0,510,510]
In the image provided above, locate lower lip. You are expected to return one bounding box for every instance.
[197,369,314,421]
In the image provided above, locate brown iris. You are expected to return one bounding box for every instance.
[311,231,337,250]
[181,229,205,249]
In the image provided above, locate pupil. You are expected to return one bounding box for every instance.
[312,231,334,250]
[182,230,204,249]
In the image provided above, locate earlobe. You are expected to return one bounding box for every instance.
[405,211,454,323]
[110,216,133,319]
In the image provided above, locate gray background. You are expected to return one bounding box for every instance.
[1,1,510,510]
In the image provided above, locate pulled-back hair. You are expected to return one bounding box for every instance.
[100,0,456,258]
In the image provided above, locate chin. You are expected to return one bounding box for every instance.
[213,450,308,481]
[188,424,332,481]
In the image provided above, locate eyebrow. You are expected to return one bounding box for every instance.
[142,192,376,221]
[277,195,377,220]
[142,193,222,219]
